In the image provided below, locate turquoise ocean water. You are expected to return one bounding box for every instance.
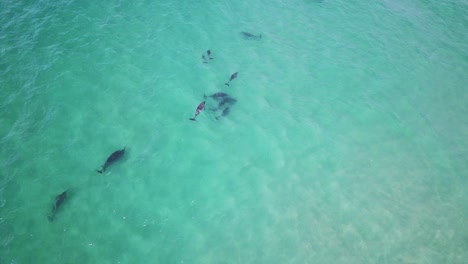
[1,0,467,263]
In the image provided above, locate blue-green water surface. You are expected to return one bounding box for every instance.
[0,0,467,263]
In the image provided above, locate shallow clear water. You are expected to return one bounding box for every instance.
[0,0,467,263]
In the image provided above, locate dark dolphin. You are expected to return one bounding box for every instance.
[225,72,238,86]
[204,92,237,119]
[97,147,126,174]
[207,50,213,60]
[209,92,229,100]
[48,190,68,222]
[241,32,262,39]
[189,100,206,121]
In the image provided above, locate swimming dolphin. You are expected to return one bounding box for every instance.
[189,100,206,121]
[48,190,68,222]
[225,72,238,86]
[97,147,126,174]
[207,50,213,60]
[241,32,262,39]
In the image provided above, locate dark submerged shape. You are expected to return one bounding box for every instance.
[97,147,126,173]
[208,92,237,120]
[216,107,231,120]
[218,97,237,108]
[207,50,213,59]
[240,32,262,39]
[48,190,68,222]
[210,92,229,100]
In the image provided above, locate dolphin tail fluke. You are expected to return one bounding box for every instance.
[225,83,230,86]
[97,168,103,174]
[189,118,196,121]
